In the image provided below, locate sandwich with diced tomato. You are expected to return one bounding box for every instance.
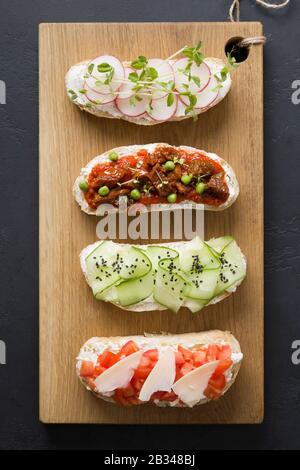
[77,330,243,407]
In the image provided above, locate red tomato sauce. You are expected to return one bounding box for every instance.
[82,146,230,210]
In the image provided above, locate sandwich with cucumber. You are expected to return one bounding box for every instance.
[77,330,243,407]
[74,143,239,215]
[80,235,246,313]
[66,42,233,126]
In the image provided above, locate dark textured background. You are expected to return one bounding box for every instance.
[0,0,299,450]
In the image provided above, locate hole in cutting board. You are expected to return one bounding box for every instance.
[225,37,250,63]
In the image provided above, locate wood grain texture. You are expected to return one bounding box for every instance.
[39,22,263,423]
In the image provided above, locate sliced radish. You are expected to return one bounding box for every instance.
[147,59,174,99]
[180,75,219,110]
[173,58,211,94]
[115,94,150,117]
[86,55,124,94]
[147,94,178,121]
[84,82,115,105]
[116,67,136,100]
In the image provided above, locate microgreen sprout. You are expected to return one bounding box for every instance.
[82,42,238,118]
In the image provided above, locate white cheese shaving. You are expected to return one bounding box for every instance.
[139,348,176,402]
[94,350,143,393]
[172,360,219,407]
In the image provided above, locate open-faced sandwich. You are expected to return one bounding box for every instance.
[77,330,243,407]
[66,42,234,125]
[74,143,239,214]
[80,236,246,313]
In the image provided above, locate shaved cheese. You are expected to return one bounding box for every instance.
[139,348,176,402]
[172,360,219,407]
[94,350,143,393]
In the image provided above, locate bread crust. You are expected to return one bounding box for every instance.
[76,330,243,407]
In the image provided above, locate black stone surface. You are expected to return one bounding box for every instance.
[0,0,299,450]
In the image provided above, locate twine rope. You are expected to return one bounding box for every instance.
[229,0,290,22]
[229,0,290,46]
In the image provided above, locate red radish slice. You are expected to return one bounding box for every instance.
[147,94,178,121]
[115,95,150,117]
[117,67,136,100]
[180,75,219,110]
[84,82,115,105]
[147,59,174,99]
[173,58,211,94]
[86,55,124,94]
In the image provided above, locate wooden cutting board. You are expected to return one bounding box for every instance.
[39,22,263,423]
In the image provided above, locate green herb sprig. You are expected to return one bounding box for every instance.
[81,42,238,118]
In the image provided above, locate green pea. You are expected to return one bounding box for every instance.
[164,160,175,171]
[167,193,177,203]
[108,151,119,161]
[98,186,110,196]
[181,174,192,185]
[196,182,206,194]
[130,189,141,200]
[79,179,88,192]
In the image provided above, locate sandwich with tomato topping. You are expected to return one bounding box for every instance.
[74,143,239,215]
[77,330,243,407]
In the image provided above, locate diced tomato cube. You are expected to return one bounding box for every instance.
[119,340,140,357]
[215,359,233,375]
[217,345,232,361]
[178,345,193,361]
[114,389,129,406]
[161,391,178,402]
[98,350,116,368]
[175,351,185,365]
[133,367,152,380]
[180,362,194,376]
[211,372,226,389]
[93,365,106,377]
[80,361,95,377]
[206,344,219,361]
[109,351,121,366]
[131,378,144,392]
[150,391,165,401]
[192,350,207,366]
[121,384,135,398]
[144,349,159,362]
[204,373,226,400]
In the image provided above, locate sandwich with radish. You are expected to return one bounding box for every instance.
[77,330,243,407]
[74,143,239,214]
[66,42,236,125]
[80,236,246,313]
